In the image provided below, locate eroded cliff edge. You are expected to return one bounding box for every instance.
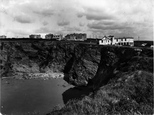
[0,41,153,114]
[0,41,153,87]
[0,41,100,84]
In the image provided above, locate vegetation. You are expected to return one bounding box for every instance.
[47,46,153,115]
[49,70,153,115]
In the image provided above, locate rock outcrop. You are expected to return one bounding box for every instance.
[0,41,153,88]
[0,41,100,84]
[91,46,153,90]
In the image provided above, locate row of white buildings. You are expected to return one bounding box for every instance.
[45,33,87,41]
[44,34,134,46]
[99,36,134,46]
[1,34,134,46]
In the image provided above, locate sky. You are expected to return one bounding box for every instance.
[0,0,153,40]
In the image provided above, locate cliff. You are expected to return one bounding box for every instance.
[0,41,153,86]
[91,46,153,90]
[49,43,153,115]
[0,41,153,114]
[0,41,100,83]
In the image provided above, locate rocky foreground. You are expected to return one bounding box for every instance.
[0,41,153,114]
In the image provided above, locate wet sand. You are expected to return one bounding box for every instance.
[1,78,73,115]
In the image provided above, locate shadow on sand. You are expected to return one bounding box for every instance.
[62,86,92,104]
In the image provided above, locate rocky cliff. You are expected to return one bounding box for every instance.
[91,46,153,90]
[1,41,153,114]
[0,41,153,88]
[48,43,153,115]
[0,41,100,84]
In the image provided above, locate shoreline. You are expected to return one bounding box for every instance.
[1,72,73,115]
[1,72,64,80]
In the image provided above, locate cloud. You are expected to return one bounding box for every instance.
[79,22,85,27]
[0,6,8,15]
[42,21,48,26]
[98,20,115,26]
[77,13,84,18]
[86,9,114,20]
[35,27,51,33]
[87,20,135,37]
[87,21,132,31]
[1,0,153,40]
[7,28,31,37]
[57,20,70,26]
[33,8,54,17]
[35,26,81,35]
[77,7,115,21]
[65,26,81,32]
[14,14,34,23]
[87,20,153,40]
[86,14,113,20]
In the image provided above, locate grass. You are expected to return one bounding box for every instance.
[48,71,153,115]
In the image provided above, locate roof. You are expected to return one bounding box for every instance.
[45,34,53,36]
[102,36,113,40]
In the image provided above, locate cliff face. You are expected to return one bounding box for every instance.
[48,44,153,115]
[0,41,100,85]
[91,46,153,89]
[1,41,153,114]
[0,41,153,88]
[50,45,153,115]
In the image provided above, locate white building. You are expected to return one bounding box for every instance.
[0,35,7,39]
[99,36,111,45]
[99,36,114,45]
[99,36,134,46]
[114,37,134,46]
[45,34,63,40]
[53,34,63,40]
[64,33,87,41]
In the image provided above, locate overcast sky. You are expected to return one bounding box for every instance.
[0,0,153,40]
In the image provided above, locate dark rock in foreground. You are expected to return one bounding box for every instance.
[0,42,100,84]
